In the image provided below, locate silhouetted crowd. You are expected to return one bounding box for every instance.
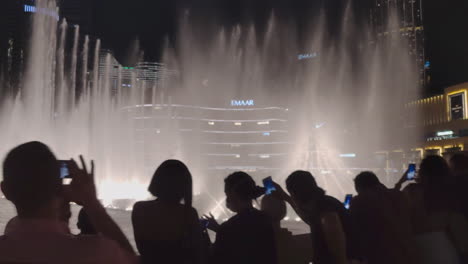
[0,141,467,264]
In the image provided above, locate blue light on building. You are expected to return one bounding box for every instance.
[424,61,430,69]
[231,100,255,107]
[298,52,318,60]
[24,4,59,21]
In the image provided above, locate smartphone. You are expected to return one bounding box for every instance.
[58,160,72,179]
[200,219,209,229]
[344,194,353,210]
[262,176,276,195]
[407,164,416,180]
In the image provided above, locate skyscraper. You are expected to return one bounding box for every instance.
[0,0,59,92]
[370,0,427,87]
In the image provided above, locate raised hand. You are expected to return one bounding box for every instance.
[394,168,410,191]
[202,213,220,232]
[64,155,97,206]
[271,181,292,203]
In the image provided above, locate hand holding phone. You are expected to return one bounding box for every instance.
[262,176,276,195]
[202,213,220,232]
[344,194,353,210]
[58,160,72,179]
[62,156,97,207]
[407,164,416,180]
[200,219,209,229]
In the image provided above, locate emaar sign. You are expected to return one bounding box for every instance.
[298,52,318,60]
[231,100,255,107]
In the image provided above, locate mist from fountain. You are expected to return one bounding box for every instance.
[0,0,420,216]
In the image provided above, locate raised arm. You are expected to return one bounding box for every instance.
[271,182,311,225]
[66,156,136,256]
[394,169,410,191]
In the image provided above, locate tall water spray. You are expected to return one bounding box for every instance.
[0,0,419,215]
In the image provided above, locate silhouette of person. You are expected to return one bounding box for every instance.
[77,208,97,235]
[132,160,206,264]
[261,195,312,264]
[272,170,350,264]
[0,141,136,263]
[404,156,468,264]
[449,153,468,178]
[350,171,416,264]
[210,171,277,264]
[449,153,468,220]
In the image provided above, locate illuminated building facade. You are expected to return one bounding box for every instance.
[405,82,468,158]
[98,50,177,95]
[128,100,291,184]
[0,0,36,91]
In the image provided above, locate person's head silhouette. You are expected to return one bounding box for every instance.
[224,171,264,213]
[1,141,62,218]
[77,208,97,235]
[449,153,468,178]
[261,195,286,227]
[419,155,452,187]
[148,160,193,207]
[419,155,455,211]
[354,171,382,194]
[286,170,325,206]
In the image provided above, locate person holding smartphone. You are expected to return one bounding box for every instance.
[0,141,137,264]
[351,171,415,264]
[271,171,351,264]
[209,171,277,264]
[403,156,468,264]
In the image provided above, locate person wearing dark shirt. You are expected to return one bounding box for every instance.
[399,156,468,264]
[261,195,312,264]
[210,171,277,264]
[273,170,350,264]
[350,171,416,264]
[132,160,206,264]
[449,153,468,221]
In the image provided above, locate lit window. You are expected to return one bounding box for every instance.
[208,121,215,125]
[260,154,270,159]
[235,154,240,158]
[234,122,242,126]
[257,121,269,125]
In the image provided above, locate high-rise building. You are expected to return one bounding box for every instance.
[0,0,33,91]
[370,0,427,87]
[0,0,59,92]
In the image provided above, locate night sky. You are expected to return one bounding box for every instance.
[89,0,468,95]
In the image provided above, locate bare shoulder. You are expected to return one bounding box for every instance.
[132,200,155,215]
[133,200,152,209]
